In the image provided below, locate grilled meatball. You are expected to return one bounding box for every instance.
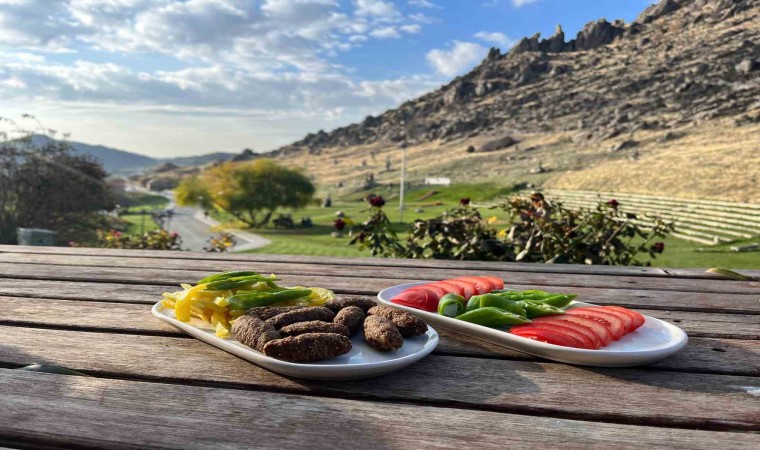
[363,315,403,352]
[263,333,352,362]
[368,305,428,338]
[231,316,281,352]
[266,307,335,329]
[280,320,350,338]
[324,296,377,313]
[247,306,309,321]
[333,306,365,336]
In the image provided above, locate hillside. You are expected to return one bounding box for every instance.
[263,0,759,202]
[30,135,236,175]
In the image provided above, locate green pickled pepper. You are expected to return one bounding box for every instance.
[454,307,531,327]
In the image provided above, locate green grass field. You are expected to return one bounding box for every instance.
[120,192,169,235]
[217,183,759,270]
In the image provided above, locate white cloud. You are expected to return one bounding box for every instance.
[513,0,539,7]
[355,0,400,21]
[473,31,515,48]
[426,41,486,77]
[370,26,401,39]
[400,24,422,34]
[408,0,439,8]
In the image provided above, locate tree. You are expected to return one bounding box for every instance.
[176,159,315,228]
[0,130,114,244]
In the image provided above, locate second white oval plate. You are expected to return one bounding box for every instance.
[377,282,687,367]
[152,302,439,380]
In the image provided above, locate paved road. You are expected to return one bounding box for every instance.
[165,205,271,252]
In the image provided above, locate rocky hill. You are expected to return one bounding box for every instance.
[263,0,759,202]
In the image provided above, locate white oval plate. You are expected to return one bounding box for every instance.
[152,302,439,380]
[378,282,688,367]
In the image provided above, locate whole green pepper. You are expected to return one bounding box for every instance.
[538,294,577,308]
[438,294,466,317]
[478,294,528,317]
[516,300,565,319]
[465,295,482,312]
[227,288,312,310]
[454,307,531,327]
[197,270,259,284]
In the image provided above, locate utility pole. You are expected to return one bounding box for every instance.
[399,141,407,224]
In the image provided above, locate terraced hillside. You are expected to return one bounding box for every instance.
[542,189,760,246]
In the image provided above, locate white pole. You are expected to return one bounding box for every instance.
[399,142,407,224]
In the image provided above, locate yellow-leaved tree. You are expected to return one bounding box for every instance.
[175,159,314,228]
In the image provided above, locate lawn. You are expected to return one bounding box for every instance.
[120,192,169,235]
[227,183,759,270]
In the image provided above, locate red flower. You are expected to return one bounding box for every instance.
[459,197,471,206]
[652,242,665,253]
[171,232,179,238]
[368,195,386,207]
[334,218,346,231]
[607,199,619,208]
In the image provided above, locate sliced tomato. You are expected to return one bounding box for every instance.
[429,281,465,297]
[391,289,438,312]
[512,322,595,349]
[409,284,446,299]
[535,315,612,346]
[510,327,580,348]
[594,307,633,332]
[480,276,505,290]
[528,317,601,349]
[444,279,478,299]
[452,277,492,294]
[603,306,645,331]
[567,308,625,340]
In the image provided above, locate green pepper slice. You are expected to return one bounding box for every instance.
[454,307,531,327]
[205,275,278,291]
[538,294,577,308]
[478,294,528,317]
[438,294,466,317]
[197,270,259,284]
[516,300,566,319]
[227,288,312,310]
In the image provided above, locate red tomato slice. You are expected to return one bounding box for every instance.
[535,315,612,346]
[429,281,465,297]
[480,276,504,290]
[444,279,477,299]
[592,307,633,333]
[409,284,446,299]
[391,289,438,312]
[452,277,492,294]
[527,317,601,349]
[511,322,595,349]
[510,327,580,348]
[567,308,625,340]
[603,306,645,331]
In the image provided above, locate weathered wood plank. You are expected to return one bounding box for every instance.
[0,276,757,314]
[0,326,757,430]
[2,371,756,450]
[0,262,758,309]
[3,244,759,280]
[1,296,756,375]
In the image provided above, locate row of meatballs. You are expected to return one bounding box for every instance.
[231,296,428,362]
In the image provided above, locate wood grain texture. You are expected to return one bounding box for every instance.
[0,256,757,296]
[0,275,758,315]
[3,244,758,280]
[3,370,758,450]
[0,326,757,430]
[1,297,757,375]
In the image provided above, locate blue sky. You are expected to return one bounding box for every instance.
[0,0,653,157]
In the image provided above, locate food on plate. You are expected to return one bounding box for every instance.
[280,320,350,338]
[231,316,281,352]
[437,293,466,317]
[363,315,404,351]
[262,333,352,363]
[247,306,309,320]
[455,307,531,327]
[266,307,336,329]
[333,306,366,336]
[324,296,377,313]
[368,305,428,338]
[161,270,335,337]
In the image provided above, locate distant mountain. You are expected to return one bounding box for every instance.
[29,135,236,175]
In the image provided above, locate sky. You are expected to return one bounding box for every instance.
[0,0,653,157]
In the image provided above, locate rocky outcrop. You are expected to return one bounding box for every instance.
[637,0,681,23]
[573,19,626,51]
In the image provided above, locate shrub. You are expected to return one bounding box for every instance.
[348,196,406,258]
[98,229,182,250]
[205,232,236,252]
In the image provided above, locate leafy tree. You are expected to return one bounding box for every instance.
[0,126,114,244]
[176,159,315,228]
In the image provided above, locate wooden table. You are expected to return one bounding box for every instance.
[0,245,758,449]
